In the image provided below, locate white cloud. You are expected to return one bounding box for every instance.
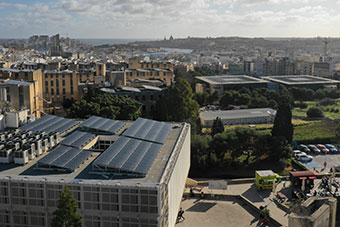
[1,0,340,38]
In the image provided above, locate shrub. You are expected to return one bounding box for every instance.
[307,107,324,118]
[319,98,336,106]
[294,102,308,109]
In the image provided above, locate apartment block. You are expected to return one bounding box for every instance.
[43,70,81,103]
[0,68,44,118]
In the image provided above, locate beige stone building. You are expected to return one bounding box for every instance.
[0,68,44,118]
[43,70,82,103]
[126,57,174,86]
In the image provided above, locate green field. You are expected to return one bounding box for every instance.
[293,120,338,143]
[293,99,340,120]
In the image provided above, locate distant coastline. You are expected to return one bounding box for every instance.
[77,38,156,46]
[0,38,157,46]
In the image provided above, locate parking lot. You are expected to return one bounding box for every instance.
[301,153,340,173]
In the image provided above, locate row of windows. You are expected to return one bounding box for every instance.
[45,87,73,95]
[45,80,66,87]
[127,71,172,77]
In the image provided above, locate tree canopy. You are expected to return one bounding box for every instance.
[51,186,82,227]
[271,101,294,143]
[153,78,199,122]
[211,117,224,136]
[66,93,142,120]
[307,107,324,118]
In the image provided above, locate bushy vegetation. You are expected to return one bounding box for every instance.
[66,91,142,120]
[218,87,293,110]
[289,87,340,101]
[307,107,324,118]
[153,78,199,122]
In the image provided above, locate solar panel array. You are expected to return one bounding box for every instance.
[80,116,125,134]
[122,118,172,144]
[38,145,93,172]
[60,131,96,149]
[93,137,162,175]
[20,115,79,135]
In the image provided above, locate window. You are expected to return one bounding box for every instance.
[45,81,48,87]
[19,86,24,107]
[70,87,73,95]
[51,88,54,95]
[62,80,65,86]
[63,88,66,95]
[56,80,59,87]
[50,81,54,86]
[56,89,59,95]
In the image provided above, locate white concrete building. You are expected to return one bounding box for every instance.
[0,115,191,227]
[200,108,276,127]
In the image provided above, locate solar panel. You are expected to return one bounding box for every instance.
[60,131,96,149]
[38,145,93,172]
[80,116,125,134]
[20,115,79,135]
[20,115,55,131]
[122,118,172,144]
[94,137,162,175]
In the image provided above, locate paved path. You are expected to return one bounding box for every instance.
[186,182,289,226]
[176,197,277,227]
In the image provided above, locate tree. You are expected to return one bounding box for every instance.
[211,117,224,136]
[67,94,142,120]
[191,134,213,169]
[207,91,219,105]
[154,78,199,122]
[271,101,294,143]
[51,186,82,227]
[307,107,324,118]
[314,89,326,100]
[194,92,209,106]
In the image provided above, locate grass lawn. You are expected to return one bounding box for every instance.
[202,119,317,135]
[293,120,338,142]
[293,98,340,120]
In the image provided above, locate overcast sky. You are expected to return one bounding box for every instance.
[1,0,340,39]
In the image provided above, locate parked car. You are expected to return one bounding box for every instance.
[316,144,329,154]
[331,165,340,172]
[293,150,306,158]
[296,154,313,162]
[298,144,311,153]
[307,145,321,154]
[325,144,338,153]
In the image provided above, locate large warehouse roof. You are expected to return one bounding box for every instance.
[263,75,340,85]
[200,108,276,121]
[196,75,268,85]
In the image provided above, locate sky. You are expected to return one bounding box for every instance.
[1,0,340,39]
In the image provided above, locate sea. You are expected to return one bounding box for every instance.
[0,38,156,46]
[77,38,155,46]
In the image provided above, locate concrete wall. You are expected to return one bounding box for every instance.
[167,125,191,227]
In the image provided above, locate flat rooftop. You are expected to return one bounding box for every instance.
[196,75,268,85]
[263,75,340,85]
[200,108,276,121]
[0,117,188,187]
[177,198,277,227]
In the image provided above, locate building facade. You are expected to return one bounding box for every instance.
[0,116,191,227]
[0,69,44,118]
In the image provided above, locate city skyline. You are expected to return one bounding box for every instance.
[1,0,340,39]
